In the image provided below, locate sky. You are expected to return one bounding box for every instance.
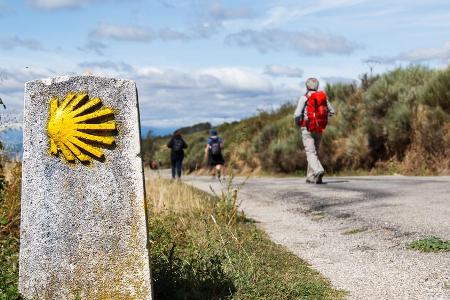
[0,0,450,134]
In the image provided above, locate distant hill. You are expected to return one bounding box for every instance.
[140,123,212,141]
[140,126,177,138]
[176,122,212,136]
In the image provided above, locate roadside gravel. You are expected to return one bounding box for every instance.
[185,175,450,300]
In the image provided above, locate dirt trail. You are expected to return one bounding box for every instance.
[185,175,450,300]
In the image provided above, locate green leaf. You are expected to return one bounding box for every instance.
[0,216,9,225]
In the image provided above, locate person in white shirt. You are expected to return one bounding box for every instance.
[293,78,335,184]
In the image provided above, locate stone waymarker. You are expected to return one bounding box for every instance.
[19,76,153,299]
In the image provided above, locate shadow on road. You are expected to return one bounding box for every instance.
[322,180,350,184]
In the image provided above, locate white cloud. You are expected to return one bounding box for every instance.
[77,40,108,55]
[131,66,297,128]
[0,66,55,113]
[158,28,190,41]
[78,61,133,72]
[0,63,300,131]
[262,0,370,26]
[159,3,255,41]
[196,68,272,94]
[265,65,304,78]
[0,36,43,51]
[321,76,357,84]
[26,0,91,9]
[207,3,253,21]
[226,28,359,56]
[370,41,450,64]
[90,24,154,42]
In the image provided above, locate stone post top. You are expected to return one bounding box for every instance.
[25,75,136,87]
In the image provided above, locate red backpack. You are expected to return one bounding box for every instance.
[300,91,328,133]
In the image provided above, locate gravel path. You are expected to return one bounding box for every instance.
[184,175,450,300]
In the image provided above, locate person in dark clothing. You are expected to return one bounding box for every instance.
[205,129,225,179]
[167,131,188,180]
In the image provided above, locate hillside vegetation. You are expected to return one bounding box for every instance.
[147,66,450,175]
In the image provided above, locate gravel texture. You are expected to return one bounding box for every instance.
[20,76,153,300]
[186,175,450,300]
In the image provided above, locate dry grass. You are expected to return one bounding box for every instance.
[0,161,22,300]
[0,166,345,299]
[145,175,346,299]
[146,175,209,215]
[0,162,21,238]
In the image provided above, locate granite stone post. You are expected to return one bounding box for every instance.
[19,76,153,299]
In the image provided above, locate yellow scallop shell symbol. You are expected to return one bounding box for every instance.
[47,92,116,164]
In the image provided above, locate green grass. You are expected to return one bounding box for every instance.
[408,236,450,253]
[0,236,22,300]
[0,161,23,300]
[0,173,346,299]
[147,177,347,299]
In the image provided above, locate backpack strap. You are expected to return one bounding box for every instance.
[300,91,314,122]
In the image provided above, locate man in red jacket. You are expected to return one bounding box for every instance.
[294,78,335,184]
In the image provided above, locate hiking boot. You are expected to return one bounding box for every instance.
[314,171,325,184]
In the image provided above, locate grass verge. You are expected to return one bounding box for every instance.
[0,236,21,300]
[0,164,345,299]
[0,162,22,300]
[408,236,450,253]
[147,176,346,299]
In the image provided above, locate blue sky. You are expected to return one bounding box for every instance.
[1,0,450,133]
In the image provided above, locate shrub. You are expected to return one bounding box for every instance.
[421,65,450,113]
[183,133,209,172]
[152,65,450,175]
[253,124,280,155]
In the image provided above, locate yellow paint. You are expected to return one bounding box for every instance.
[47,92,116,163]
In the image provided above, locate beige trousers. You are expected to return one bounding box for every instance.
[301,127,324,179]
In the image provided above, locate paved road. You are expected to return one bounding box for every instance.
[184,175,450,300]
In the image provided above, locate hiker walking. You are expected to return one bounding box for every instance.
[205,129,225,179]
[294,78,335,184]
[167,130,188,180]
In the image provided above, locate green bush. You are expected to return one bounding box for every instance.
[253,124,280,155]
[183,133,209,172]
[385,101,412,158]
[152,65,450,175]
[419,106,449,156]
[421,66,450,113]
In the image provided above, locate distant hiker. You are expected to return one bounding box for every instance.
[294,78,335,184]
[150,160,159,170]
[205,129,225,179]
[167,131,188,180]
